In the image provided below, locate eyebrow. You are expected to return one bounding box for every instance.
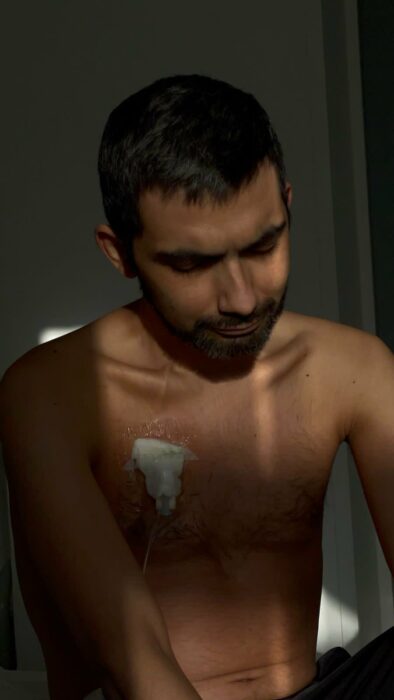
[152,219,287,264]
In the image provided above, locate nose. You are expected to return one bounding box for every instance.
[216,258,258,318]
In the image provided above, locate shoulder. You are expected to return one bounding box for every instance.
[285,310,385,351]
[288,311,392,439]
[0,304,126,388]
[287,311,391,375]
[0,306,134,447]
[0,324,97,447]
[1,325,88,391]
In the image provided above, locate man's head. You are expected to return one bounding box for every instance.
[95,74,292,366]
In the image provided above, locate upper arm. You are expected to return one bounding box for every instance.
[345,332,394,574]
[0,357,170,680]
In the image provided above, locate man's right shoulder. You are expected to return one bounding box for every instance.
[2,331,77,389]
[1,343,57,397]
[0,329,92,441]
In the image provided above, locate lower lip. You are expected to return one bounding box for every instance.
[215,322,259,336]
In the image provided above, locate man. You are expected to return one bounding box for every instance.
[0,74,393,700]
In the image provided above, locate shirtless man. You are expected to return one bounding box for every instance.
[1,74,393,700]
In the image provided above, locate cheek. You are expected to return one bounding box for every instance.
[155,277,201,316]
[176,284,208,308]
[262,249,289,286]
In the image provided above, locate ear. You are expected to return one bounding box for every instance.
[94,224,137,278]
[284,182,293,209]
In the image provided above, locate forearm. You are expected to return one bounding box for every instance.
[100,631,201,700]
[97,608,171,695]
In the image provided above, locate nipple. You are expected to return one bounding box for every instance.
[123,438,198,516]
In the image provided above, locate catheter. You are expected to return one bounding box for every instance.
[123,438,198,516]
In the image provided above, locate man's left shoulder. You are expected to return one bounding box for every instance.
[289,311,388,356]
[298,313,392,421]
[327,317,389,354]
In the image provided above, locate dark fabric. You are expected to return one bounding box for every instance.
[280,626,394,699]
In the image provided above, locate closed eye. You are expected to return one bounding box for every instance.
[172,244,278,274]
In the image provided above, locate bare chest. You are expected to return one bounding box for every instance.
[91,343,342,563]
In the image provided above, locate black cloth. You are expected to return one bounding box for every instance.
[280,626,394,699]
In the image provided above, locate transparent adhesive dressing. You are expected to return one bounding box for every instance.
[123,438,198,573]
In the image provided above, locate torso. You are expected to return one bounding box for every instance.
[15,303,355,700]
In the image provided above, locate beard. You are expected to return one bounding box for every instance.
[136,267,289,361]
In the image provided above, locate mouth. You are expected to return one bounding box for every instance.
[214,321,259,337]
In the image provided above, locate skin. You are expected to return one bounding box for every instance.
[94,160,293,379]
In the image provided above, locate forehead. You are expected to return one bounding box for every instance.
[138,162,283,246]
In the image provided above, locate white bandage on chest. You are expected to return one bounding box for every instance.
[123,438,198,516]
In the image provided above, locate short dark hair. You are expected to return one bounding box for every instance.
[98,73,290,264]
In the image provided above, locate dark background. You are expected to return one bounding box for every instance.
[357,0,394,350]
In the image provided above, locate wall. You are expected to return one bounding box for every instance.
[357,0,394,352]
[357,0,394,609]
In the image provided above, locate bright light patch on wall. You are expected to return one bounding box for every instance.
[38,327,82,344]
[317,586,359,654]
